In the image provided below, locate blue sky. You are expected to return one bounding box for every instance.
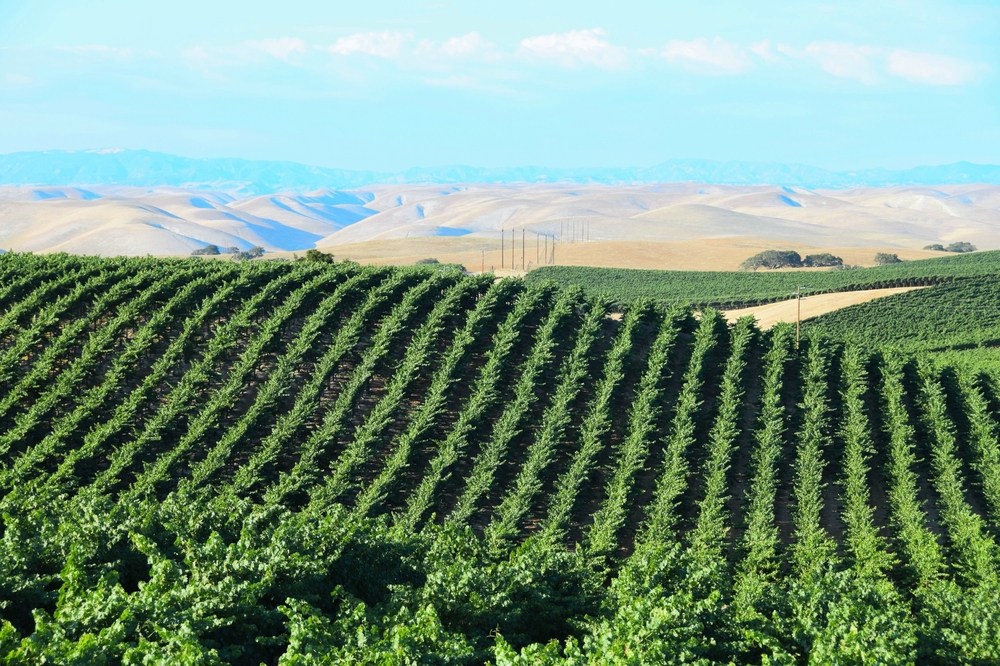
[0,0,997,171]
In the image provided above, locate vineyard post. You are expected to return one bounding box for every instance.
[796,286,804,350]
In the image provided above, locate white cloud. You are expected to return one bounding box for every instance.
[440,32,491,57]
[517,28,628,69]
[777,41,987,86]
[413,32,497,61]
[887,49,987,85]
[662,37,750,74]
[249,37,306,63]
[328,31,410,59]
[178,29,991,92]
[782,41,879,84]
[749,39,780,64]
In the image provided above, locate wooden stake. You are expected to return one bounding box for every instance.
[796,286,803,350]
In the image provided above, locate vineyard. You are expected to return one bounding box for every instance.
[1,253,1000,663]
[805,276,1000,352]
[528,250,1000,308]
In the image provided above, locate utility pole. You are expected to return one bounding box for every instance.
[521,229,525,271]
[501,229,504,269]
[481,248,485,273]
[511,230,515,270]
[536,232,539,267]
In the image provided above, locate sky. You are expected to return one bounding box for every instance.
[0,0,998,172]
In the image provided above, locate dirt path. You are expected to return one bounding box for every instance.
[723,286,925,329]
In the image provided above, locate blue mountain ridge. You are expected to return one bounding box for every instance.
[1,149,999,196]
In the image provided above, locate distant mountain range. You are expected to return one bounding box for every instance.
[2,149,999,196]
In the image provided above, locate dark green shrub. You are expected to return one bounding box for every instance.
[297,249,335,263]
[803,253,843,267]
[874,253,902,265]
[740,250,803,271]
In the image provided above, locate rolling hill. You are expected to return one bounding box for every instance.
[2,181,1000,262]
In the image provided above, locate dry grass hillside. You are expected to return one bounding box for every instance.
[1,182,997,270]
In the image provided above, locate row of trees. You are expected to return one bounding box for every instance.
[191,244,266,261]
[739,249,914,270]
[924,242,977,253]
[740,250,845,271]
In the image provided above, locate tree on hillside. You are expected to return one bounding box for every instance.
[296,249,335,263]
[415,258,440,265]
[802,253,843,267]
[739,250,803,271]
[946,241,977,253]
[874,252,902,265]
[231,246,266,262]
[923,244,946,251]
[191,244,221,256]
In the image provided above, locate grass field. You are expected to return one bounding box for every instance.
[0,252,999,662]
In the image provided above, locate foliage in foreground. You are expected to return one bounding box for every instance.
[3,502,999,665]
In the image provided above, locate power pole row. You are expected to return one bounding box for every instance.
[491,229,558,272]
[558,220,591,243]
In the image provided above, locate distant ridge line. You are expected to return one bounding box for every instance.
[1,149,999,196]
